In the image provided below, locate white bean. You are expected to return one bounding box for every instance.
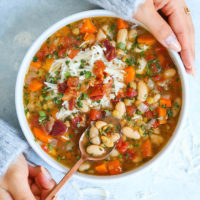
[114,101,126,119]
[126,41,132,50]
[79,162,90,172]
[150,134,163,145]
[110,149,119,157]
[137,81,148,102]
[102,25,110,36]
[153,94,161,103]
[95,121,107,129]
[89,126,99,138]
[86,145,105,156]
[128,29,137,41]
[90,136,101,145]
[117,29,128,44]
[96,29,106,42]
[164,68,176,78]
[110,40,116,47]
[172,97,181,117]
[136,57,147,74]
[79,100,90,113]
[122,127,141,139]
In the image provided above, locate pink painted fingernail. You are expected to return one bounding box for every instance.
[165,34,181,52]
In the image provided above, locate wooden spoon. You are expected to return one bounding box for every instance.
[45,116,121,200]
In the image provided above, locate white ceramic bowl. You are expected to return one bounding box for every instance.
[15,9,188,182]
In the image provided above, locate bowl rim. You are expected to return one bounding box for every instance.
[15,9,188,183]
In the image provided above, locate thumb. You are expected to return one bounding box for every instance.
[135,3,181,52]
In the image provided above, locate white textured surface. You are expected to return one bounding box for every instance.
[0,0,200,199]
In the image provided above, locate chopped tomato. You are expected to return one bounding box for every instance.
[71,117,81,127]
[42,58,54,71]
[145,110,153,119]
[152,120,159,128]
[68,49,80,59]
[93,60,106,82]
[142,139,153,158]
[125,150,135,160]
[117,138,129,154]
[107,160,122,175]
[80,18,97,33]
[58,47,66,58]
[62,36,78,48]
[68,98,76,110]
[67,77,79,88]
[89,84,105,101]
[89,110,102,121]
[126,88,137,98]
[126,105,136,117]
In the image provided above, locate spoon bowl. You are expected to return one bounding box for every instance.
[46,116,121,200]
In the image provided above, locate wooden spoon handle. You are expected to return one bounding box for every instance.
[45,157,86,200]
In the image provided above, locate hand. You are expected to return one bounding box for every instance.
[134,0,195,76]
[0,154,56,200]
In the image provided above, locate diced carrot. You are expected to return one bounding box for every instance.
[80,18,97,33]
[31,60,42,68]
[160,98,172,108]
[55,26,70,37]
[95,163,108,174]
[107,160,122,175]
[137,34,157,46]
[42,58,54,71]
[28,79,43,92]
[33,127,52,143]
[124,66,135,83]
[157,106,167,124]
[84,33,95,44]
[142,139,153,158]
[68,49,80,59]
[117,18,128,29]
[51,107,58,119]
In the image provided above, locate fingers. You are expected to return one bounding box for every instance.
[7,178,35,200]
[35,167,56,190]
[29,165,56,190]
[0,188,13,200]
[161,0,195,76]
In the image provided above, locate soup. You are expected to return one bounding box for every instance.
[23,17,182,175]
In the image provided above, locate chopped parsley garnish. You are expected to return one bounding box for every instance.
[54,51,58,57]
[174,103,179,108]
[33,56,38,62]
[85,71,92,79]
[167,108,173,118]
[39,111,46,123]
[109,23,116,33]
[65,60,70,65]
[48,144,53,151]
[77,100,83,108]
[117,42,126,50]
[57,155,61,162]
[149,106,154,111]
[47,54,53,59]
[127,116,131,121]
[65,72,71,79]
[53,97,62,105]
[24,108,29,115]
[125,58,136,66]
